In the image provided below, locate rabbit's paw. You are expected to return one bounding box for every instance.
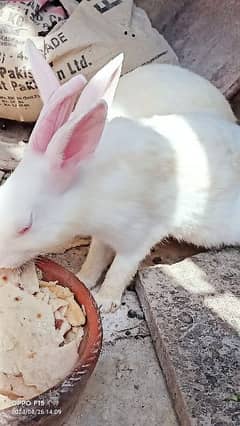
[93,289,122,313]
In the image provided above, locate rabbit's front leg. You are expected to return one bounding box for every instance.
[94,251,144,313]
[77,237,114,289]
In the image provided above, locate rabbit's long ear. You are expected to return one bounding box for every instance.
[29,74,87,153]
[26,39,60,103]
[46,100,107,170]
[33,100,107,193]
[73,54,123,115]
[26,41,87,153]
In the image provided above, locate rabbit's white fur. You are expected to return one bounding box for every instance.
[0,43,237,313]
[72,60,235,123]
[77,112,240,310]
[109,63,236,122]
[1,111,240,312]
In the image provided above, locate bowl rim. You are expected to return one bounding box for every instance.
[0,256,103,422]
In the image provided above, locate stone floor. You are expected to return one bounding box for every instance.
[137,248,240,426]
[65,296,178,426]
[51,248,178,426]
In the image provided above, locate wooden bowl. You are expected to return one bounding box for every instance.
[0,257,102,425]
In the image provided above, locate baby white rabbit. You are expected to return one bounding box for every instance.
[0,42,240,313]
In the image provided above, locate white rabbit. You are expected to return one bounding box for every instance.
[0,44,240,314]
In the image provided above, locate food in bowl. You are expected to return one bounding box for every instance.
[0,263,86,409]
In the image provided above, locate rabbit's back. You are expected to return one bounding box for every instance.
[144,113,240,246]
[85,113,240,250]
[101,113,240,191]
[110,63,235,122]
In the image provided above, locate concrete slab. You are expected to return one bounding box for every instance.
[51,248,178,426]
[136,0,187,33]
[138,0,240,98]
[136,248,240,426]
[64,335,178,426]
[158,0,240,98]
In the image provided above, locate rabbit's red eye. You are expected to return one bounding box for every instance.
[17,215,33,236]
[18,225,32,235]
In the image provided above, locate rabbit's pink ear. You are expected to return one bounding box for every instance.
[29,74,87,153]
[74,54,123,115]
[47,100,107,170]
[26,39,60,103]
